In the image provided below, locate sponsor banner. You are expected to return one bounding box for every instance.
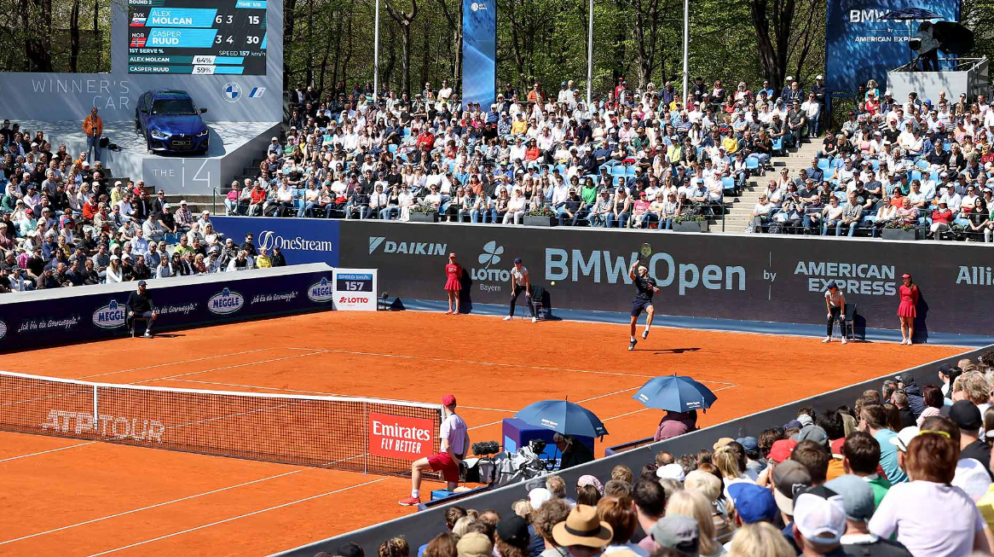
[368,412,436,461]
[0,265,334,353]
[333,269,377,311]
[825,0,959,93]
[212,216,340,267]
[338,221,994,337]
[461,0,496,108]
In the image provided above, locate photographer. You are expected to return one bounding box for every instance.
[554,433,594,470]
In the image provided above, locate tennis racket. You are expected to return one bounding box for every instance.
[636,242,652,274]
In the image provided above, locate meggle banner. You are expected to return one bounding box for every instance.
[211,216,340,267]
[338,221,994,337]
[825,0,960,93]
[461,0,496,108]
[0,265,334,353]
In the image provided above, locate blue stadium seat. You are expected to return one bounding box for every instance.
[817,158,831,170]
[721,177,735,193]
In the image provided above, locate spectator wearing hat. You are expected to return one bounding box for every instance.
[552,505,612,557]
[950,400,994,480]
[790,486,848,556]
[496,515,532,557]
[399,394,468,506]
[665,490,724,557]
[651,515,701,556]
[653,410,698,442]
[727,482,778,534]
[456,532,493,557]
[869,430,991,555]
[125,280,157,338]
[736,437,764,476]
[826,474,912,556]
[771,459,811,550]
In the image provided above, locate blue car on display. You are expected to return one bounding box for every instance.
[135,90,210,155]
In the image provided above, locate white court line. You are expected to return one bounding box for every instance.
[0,441,95,463]
[286,347,735,384]
[0,469,305,546]
[77,348,276,380]
[129,351,329,385]
[86,478,386,556]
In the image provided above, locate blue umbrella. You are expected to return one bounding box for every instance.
[633,375,717,413]
[881,8,941,20]
[514,400,608,438]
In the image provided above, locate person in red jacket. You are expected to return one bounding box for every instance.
[928,200,954,239]
[416,128,435,154]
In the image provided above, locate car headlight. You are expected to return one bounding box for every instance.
[150,129,170,140]
[196,129,209,138]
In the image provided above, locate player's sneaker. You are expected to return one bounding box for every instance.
[143,330,153,339]
[629,339,637,351]
[398,496,420,506]
[502,316,512,321]
[841,338,847,345]
[642,329,649,340]
[532,316,537,323]
[822,337,831,343]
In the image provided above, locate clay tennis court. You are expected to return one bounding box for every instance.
[0,310,967,556]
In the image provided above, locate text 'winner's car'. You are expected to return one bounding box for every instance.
[135,90,210,155]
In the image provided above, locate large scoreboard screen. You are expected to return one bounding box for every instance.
[127,0,267,75]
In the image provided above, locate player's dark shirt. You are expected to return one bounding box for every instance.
[126,291,153,314]
[634,275,657,302]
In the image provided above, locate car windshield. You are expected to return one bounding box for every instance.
[151,99,197,116]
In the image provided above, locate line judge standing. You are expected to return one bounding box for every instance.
[82,107,103,163]
[399,394,469,506]
[503,257,536,323]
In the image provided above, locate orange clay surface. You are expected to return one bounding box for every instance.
[0,310,966,556]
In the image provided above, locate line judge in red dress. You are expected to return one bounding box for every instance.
[897,273,920,345]
[443,253,462,315]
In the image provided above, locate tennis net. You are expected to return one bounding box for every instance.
[0,370,443,477]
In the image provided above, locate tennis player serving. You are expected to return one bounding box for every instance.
[628,259,660,351]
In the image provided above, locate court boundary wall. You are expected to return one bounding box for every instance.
[0,263,336,353]
[275,344,994,556]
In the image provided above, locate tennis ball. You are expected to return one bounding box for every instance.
[551,281,556,286]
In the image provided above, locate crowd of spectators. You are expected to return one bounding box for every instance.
[229,76,833,229]
[332,350,994,557]
[0,119,286,293]
[750,83,994,240]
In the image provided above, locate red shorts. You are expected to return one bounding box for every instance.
[428,452,460,483]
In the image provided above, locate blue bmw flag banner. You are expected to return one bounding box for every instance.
[461,0,496,109]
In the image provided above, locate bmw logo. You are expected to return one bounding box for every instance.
[223,82,242,103]
[471,2,478,10]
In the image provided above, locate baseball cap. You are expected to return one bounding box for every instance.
[163,203,172,209]
[441,394,457,407]
[797,414,814,427]
[514,257,522,264]
[497,515,530,546]
[890,426,920,452]
[894,373,915,385]
[456,532,493,557]
[950,400,983,431]
[137,280,148,287]
[824,475,875,522]
[792,487,846,546]
[529,487,553,510]
[727,483,778,524]
[650,515,700,554]
[578,475,604,494]
[656,463,686,482]
[784,419,803,430]
[736,436,759,457]
[769,439,798,464]
[793,425,830,450]
[180,199,188,205]
[114,181,122,187]
[773,460,812,515]
[816,75,824,80]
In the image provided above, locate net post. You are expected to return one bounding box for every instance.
[92,385,99,424]
[363,402,369,475]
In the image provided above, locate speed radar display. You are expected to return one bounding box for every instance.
[127,0,267,75]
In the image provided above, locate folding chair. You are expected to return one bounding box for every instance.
[842,303,857,342]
